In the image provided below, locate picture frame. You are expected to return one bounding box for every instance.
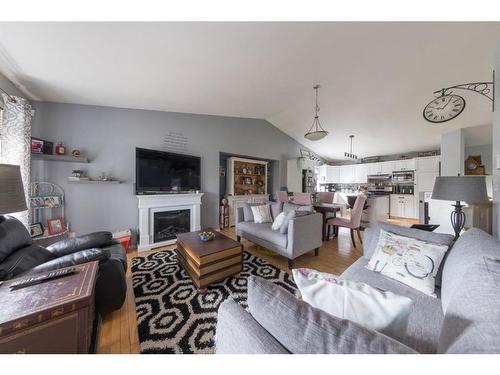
[43,195,61,208]
[29,222,44,238]
[47,217,65,235]
[30,196,45,208]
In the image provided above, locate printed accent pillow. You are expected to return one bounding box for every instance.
[250,204,273,224]
[366,229,448,297]
[292,268,413,342]
[271,212,286,231]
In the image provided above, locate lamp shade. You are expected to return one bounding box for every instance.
[432,176,489,204]
[0,164,28,214]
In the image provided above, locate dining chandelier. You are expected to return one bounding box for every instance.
[304,84,329,141]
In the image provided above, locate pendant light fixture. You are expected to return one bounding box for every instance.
[304,84,329,141]
[344,135,358,159]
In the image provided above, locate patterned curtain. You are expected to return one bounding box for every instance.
[0,93,33,227]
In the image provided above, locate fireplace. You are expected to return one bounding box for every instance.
[137,193,203,251]
[153,209,190,243]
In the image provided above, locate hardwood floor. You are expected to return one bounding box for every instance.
[97,218,416,354]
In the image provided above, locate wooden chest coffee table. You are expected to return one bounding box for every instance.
[175,229,243,291]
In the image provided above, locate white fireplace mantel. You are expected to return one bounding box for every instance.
[137,193,204,251]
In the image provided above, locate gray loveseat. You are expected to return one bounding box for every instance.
[216,222,500,354]
[235,202,323,268]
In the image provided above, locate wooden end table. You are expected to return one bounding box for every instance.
[0,261,98,354]
[176,229,243,292]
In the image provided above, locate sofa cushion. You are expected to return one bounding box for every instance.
[243,202,265,222]
[279,210,310,235]
[237,222,287,249]
[270,201,283,220]
[438,257,500,353]
[246,276,417,354]
[441,228,500,313]
[0,215,33,263]
[363,222,454,287]
[340,257,444,353]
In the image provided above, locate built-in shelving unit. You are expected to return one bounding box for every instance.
[31,153,89,163]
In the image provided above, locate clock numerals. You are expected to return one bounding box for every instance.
[423,95,465,123]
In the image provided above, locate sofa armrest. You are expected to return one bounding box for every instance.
[287,212,323,257]
[235,207,245,224]
[46,231,114,257]
[216,299,289,354]
[21,248,110,276]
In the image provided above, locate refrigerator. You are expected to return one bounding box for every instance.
[302,169,317,193]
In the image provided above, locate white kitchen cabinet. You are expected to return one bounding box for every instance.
[367,162,381,175]
[393,159,416,171]
[326,166,340,183]
[390,194,417,219]
[380,161,395,175]
[318,165,327,183]
[340,165,356,183]
[355,164,368,183]
[416,156,440,173]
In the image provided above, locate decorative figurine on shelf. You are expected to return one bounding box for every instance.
[71,149,81,157]
[55,142,66,155]
[99,172,109,181]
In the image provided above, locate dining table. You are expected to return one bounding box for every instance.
[312,202,343,241]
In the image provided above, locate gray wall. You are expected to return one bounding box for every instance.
[31,101,308,235]
[464,144,492,175]
[493,46,500,238]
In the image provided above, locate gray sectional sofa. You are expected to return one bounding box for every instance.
[216,222,500,354]
[235,202,323,268]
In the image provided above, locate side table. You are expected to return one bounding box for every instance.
[0,261,98,354]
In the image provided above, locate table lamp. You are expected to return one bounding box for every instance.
[0,164,27,215]
[432,175,489,240]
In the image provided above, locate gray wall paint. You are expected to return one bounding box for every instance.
[464,144,492,175]
[31,101,308,235]
[493,46,500,238]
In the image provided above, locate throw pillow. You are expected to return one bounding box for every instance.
[292,268,413,342]
[243,202,264,222]
[366,229,448,297]
[271,212,286,231]
[279,210,310,234]
[251,204,273,224]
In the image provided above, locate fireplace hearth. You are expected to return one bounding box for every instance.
[154,210,190,243]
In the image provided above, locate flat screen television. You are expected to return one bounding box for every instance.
[135,148,201,194]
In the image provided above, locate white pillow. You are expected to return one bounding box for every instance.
[271,212,285,230]
[366,229,448,297]
[250,204,273,224]
[292,268,413,342]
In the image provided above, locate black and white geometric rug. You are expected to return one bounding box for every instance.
[131,250,297,354]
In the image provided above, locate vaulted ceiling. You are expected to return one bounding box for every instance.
[0,22,498,161]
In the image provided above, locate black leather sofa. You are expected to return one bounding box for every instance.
[0,215,127,314]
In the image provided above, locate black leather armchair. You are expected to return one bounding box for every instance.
[0,215,127,314]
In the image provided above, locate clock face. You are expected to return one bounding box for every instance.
[423,94,465,123]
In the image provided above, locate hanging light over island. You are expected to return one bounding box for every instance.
[304,84,329,141]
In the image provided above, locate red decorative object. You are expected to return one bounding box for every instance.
[117,235,131,253]
[55,142,66,155]
[47,217,65,235]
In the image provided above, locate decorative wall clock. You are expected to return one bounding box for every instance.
[423,94,465,123]
[423,71,495,123]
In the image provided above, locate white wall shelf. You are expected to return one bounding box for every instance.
[67,180,122,184]
[32,153,89,163]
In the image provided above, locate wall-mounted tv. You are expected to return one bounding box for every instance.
[135,147,201,194]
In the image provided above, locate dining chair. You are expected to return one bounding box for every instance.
[276,191,289,203]
[317,192,335,203]
[326,194,367,248]
[292,192,312,205]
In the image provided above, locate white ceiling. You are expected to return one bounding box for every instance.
[0,22,498,161]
